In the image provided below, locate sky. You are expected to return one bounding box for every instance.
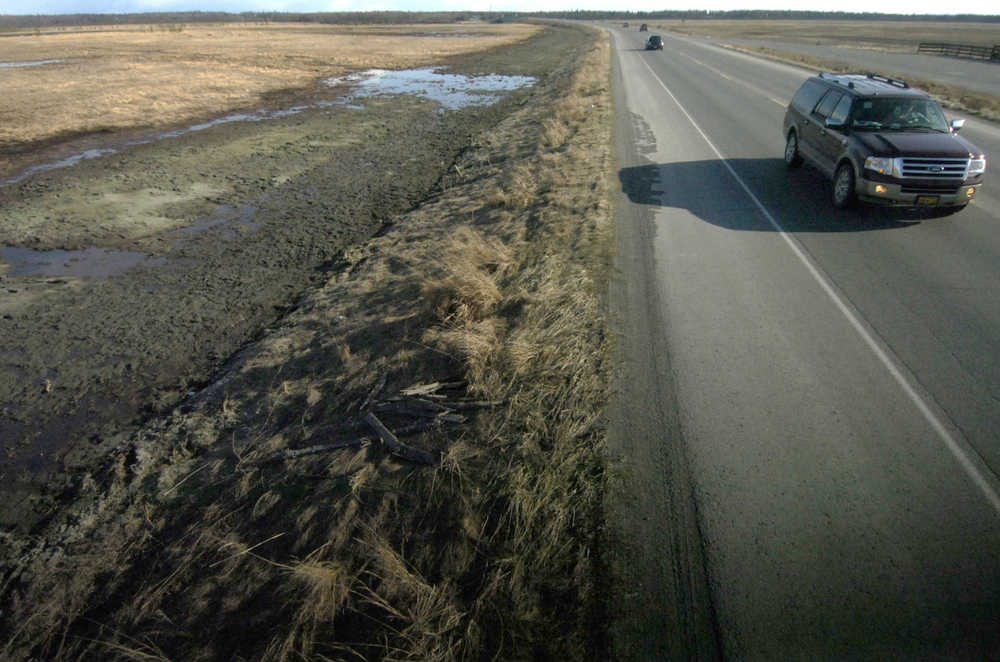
[4,0,1000,17]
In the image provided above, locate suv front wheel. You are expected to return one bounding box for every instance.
[832,162,856,209]
[784,132,802,168]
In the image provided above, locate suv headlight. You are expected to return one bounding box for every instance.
[969,157,986,175]
[864,156,895,176]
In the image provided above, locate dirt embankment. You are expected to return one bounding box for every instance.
[1,20,616,662]
[0,24,556,530]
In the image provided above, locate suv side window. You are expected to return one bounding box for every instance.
[791,80,826,114]
[828,95,853,126]
[813,90,844,120]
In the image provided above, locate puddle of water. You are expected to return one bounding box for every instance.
[325,67,536,110]
[0,59,65,69]
[5,148,117,186]
[1,66,535,189]
[0,245,165,278]
[0,204,260,279]
[158,107,309,140]
[1,111,308,189]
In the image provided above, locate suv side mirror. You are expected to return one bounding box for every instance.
[950,119,965,133]
[825,117,847,131]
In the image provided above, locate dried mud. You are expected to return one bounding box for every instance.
[0,25,562,533]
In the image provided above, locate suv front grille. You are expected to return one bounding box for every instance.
[900,184,961,195]
[896,157,969,180]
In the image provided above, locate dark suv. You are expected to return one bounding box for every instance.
[645,35,663,51]
[783,73,986,212]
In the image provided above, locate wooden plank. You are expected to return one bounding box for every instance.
[359,373,387,413]
[364,411,436,465]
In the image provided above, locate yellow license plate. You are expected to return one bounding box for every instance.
[916,195,940,205]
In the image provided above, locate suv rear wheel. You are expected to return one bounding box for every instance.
[784,132,802,168]
[832,162,856,209]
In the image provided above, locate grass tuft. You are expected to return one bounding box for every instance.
[0,21,614,662]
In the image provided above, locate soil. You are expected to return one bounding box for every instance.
[0,23,564,534]
[1,21,612,660]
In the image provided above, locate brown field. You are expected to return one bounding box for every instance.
[0,22,539,153]
[648,19,1000,120]
[655,19,1000,49]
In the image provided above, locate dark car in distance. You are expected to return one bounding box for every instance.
[645,35,663,51]
[783,72,986,212]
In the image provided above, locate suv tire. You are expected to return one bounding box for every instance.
[784,132,803,168]
[832,162,856,209]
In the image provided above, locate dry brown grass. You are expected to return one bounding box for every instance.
[422,226,514,324]
[485,163,541,209]
[413,31,614,658]
[0,22,540,150]
[655,18,1000,49]
[1,21,614,662]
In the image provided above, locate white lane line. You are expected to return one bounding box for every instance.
[635,54,1000,515]
[678,51,786,107]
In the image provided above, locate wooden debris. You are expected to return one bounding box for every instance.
[364,412,435,465]
[374,400,460,420]
[358,373,387,413]
[399,381,466,397]
[265,378,501,466]
[262,420,457,465]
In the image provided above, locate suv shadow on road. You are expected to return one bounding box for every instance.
[619,159,947,232]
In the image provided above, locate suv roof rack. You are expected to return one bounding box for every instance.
[816,71,912,93]
[864,72,909,89]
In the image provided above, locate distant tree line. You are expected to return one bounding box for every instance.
[0,9,997,29]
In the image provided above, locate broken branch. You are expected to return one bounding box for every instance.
[364,411,435,465]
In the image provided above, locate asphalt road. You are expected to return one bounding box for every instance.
[608,27,1000,661]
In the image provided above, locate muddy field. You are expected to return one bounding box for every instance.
[0,22,554,532]
[2,19,616,661]
[0,21,539,159]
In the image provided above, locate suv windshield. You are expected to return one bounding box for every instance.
[851,97,949,133]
